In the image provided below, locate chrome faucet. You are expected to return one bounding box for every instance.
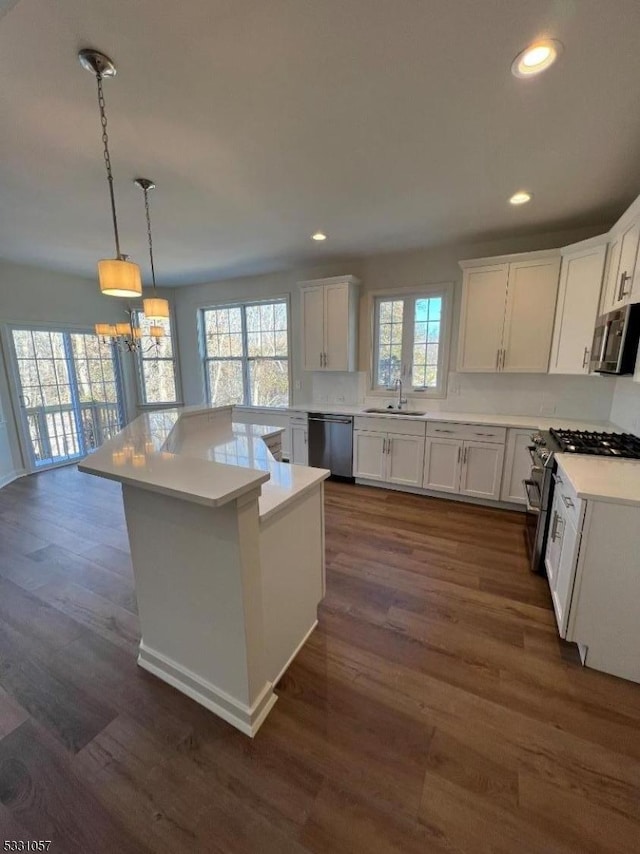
[395,378,408,410]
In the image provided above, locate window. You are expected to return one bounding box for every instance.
[373,289,450,396]
[201,299,289,407]
[134,313,179,405]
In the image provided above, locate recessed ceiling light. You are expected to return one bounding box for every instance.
[512,39,562,78]
[312,232,327,241]
[509,191,532,205]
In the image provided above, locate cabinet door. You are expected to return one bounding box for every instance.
[601,236,621,315]
[301,286,325,371]
[353,431,386,480]
[549,245,606,374]
[423,437,463,493]
[457,265,509,372]
[502,258,560,373]
[500,429,533,504]
[324,282,350,371]
[291,425,308,465]
[613,221,640,308]
[460,441,505,500]
[545,491,564,594]
[554,511,580,638]
[386,434,425,487]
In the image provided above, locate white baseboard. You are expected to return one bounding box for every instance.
[355,478,525,512]
[272,619,318,686]
[137,641,277,737]
[0,469,25,490]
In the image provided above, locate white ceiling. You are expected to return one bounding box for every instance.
[1,0,640,286]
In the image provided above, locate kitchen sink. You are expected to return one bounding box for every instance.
[363,408,426,416]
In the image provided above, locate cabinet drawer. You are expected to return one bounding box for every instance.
[354,416,426,436]
[426,422,506,444]
[553,463,583,527]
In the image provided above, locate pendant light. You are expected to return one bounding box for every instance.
[79,48,142,298]
[134,177,170,321]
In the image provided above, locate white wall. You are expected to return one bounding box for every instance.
[610,378,640,433]
[0,259,171,478]
[173,223,617,421]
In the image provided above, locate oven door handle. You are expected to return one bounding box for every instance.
[522,479,541,515]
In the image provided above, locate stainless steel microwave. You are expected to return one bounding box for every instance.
[590,303,640,374]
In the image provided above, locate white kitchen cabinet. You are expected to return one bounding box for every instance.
[459,441,505,500]
[500,428,534,505]
[457,264,509,372]
[544,471,584,639]
[232,406,291,460]
[424,432,504,500]
[300,276,360,372]
[354,429,424,486]
[550,241,607,374]
[290,423,308,465]
[353,431,387,481]
[423,437,462,493]
[601,218,640,313]
[458,252,560,374]
[386,434,425,487]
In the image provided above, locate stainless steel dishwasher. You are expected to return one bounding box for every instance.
[308,413,354,478]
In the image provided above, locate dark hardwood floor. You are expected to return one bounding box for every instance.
[1,466,640,852]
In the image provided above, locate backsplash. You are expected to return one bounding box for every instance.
[610,378,640,434]
[305,370,617,422]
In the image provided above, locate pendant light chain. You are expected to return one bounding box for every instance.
[96,72,122,259]
[142,185,157,290]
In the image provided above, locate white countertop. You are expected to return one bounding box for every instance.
[286,403,618,433]
[556,454,640,507]
[79,406,329,521]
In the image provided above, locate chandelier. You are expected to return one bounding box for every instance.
[79,48,142,298]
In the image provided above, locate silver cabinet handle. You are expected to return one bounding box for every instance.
[435,428,454,434]
[382,437,387,455]
[582,346,589,369]
[554,473,563,485]
[501,349,506,370]
[457,445,461,463]
[324,352,328,367]
[550,510,559,542]
[474,432,496,437]
[387,437,392,455]
[319,352,323,367]
[617,271,631,301]
[462,446,468,464]
[561,494,574,509]
[496,349,500,370]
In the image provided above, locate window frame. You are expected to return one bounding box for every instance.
[369,283,453,399]
[198,295,292,408]
[132,310,181,408]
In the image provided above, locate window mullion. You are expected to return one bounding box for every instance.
[402,297,415,386]
[240,305,250,406]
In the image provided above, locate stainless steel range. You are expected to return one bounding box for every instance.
[525,428,640,573]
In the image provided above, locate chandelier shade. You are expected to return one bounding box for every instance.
[143,296,170,320]
[98,258,143,297]
[150,325,165,338]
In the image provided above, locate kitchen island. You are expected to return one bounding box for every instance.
[79,405,329,736]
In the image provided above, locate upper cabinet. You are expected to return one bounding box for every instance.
[549,239,607,375]
[300,276,360,372]
[458,252,561,373]
[601,218,640,314]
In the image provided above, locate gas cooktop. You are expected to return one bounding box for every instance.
[549,429,640,459]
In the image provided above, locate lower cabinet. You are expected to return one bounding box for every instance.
[423,437,504,500]
[423,437,461,493]
[500,428,534,504]
[290,424,308,465]
[545,486,581,637]
[353,430,424,486]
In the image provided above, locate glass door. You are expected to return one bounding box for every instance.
[10,327,124,471]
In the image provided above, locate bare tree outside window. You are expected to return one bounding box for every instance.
[202,300,289,407]
[134,313,178,405]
